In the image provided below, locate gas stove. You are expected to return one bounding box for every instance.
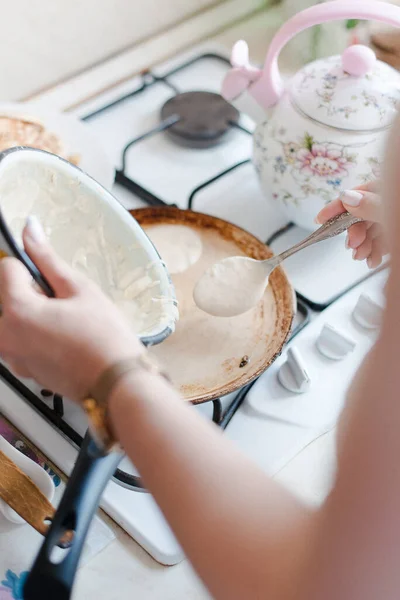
[0,46,389,565]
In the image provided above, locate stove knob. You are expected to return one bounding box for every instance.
[353,293,383,330]
[317,324,356,360]
[278,347,311,394]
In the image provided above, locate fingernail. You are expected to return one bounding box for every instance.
[314,216,321,224]
[345,235,350,249]
[352,249,358,260]
[367,257,373,269]
[26,215,45,244]
[341,190,363,206]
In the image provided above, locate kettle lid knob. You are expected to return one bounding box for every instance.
[342,44,377,77]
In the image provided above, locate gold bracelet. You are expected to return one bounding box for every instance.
[82,353,169,453]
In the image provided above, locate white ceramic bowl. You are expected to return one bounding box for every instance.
[0,147,178,344]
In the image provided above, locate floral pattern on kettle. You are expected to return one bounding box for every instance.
[315,70,357,121]
[257,130,370,208]
[291,135,354,178]
[254,127,380,206]
[294,57,399,125]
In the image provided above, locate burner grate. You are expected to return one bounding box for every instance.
[82,53,253,209]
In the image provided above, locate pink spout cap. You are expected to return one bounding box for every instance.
[231,40,250,68]
[221,40,262,101]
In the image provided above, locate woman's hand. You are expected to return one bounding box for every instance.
[0,217,143,401]
[316,180,387,269]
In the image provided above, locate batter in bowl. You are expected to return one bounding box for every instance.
[0,156,177,337]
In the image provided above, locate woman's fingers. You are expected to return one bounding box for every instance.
[316,181,386,270]
[315,180,386,269]
[316,183,385,267]
[367,222,383,241]
[352,223,382,260]
[0,257,36,306]
[367,238,385,269]
[22,217,79,298]
[316,181,382,226]
[354,180,380,194]
[316,199,345,224]
[352,224,387,267]
[353,237,373,262]
[340,189,383,223]
[346,221,368,249]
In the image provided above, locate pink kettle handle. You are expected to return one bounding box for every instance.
[227,0,400,109]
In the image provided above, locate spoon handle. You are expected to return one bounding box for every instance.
[271,212,362,266]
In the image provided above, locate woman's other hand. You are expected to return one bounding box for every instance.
[316,180,387,269]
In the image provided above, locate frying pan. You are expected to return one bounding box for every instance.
[133,207,296,404]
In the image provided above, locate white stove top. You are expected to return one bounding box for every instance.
[75,47,378,305]
[0,45,389,565]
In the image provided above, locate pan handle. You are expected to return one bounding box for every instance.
[23,433,122,600]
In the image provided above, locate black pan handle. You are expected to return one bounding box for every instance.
[23,433,122,600]
[0,208,54,298]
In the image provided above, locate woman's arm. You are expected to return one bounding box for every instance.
[0,221,314,600]
[109,369,314,600]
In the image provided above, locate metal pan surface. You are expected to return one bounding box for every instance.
[133,207,296,404]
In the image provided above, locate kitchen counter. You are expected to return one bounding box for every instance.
[24,5,338,599]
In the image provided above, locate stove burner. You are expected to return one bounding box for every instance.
[161,91,240,148]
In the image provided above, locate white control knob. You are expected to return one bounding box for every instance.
[317,324,356,360]
[278,347,311,394]
[353,293,383,330]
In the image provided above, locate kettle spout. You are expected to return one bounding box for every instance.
[222,74,266,125]
[221,41,265,124]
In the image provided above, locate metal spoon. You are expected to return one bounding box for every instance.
[193,212,361,317]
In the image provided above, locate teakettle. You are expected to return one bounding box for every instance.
[222,0,400,230]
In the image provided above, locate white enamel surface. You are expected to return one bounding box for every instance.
[0,435,54,524]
